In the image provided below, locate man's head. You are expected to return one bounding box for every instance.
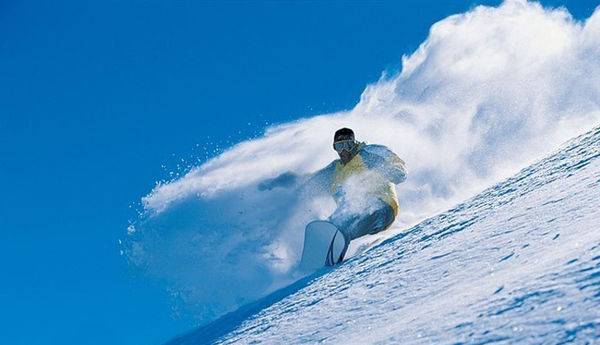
[333,127,358,164]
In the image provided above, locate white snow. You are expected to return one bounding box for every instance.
[124,0,600,330]
[171,122,600,345]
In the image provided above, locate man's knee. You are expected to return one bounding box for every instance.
[367,204,395,234]
[330,202,395,241]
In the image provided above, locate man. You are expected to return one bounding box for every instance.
[309,127,407,263]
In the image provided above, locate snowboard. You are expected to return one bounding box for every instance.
[299,220,347,271]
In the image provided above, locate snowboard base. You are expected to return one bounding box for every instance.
[299,221,347,271]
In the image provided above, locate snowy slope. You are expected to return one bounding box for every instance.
[125,2,600,327]
[169,125,600,344]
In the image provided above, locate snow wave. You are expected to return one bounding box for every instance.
[124,0,600,325]
[174,109,600,345]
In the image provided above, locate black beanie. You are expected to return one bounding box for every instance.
[334,128,355,142]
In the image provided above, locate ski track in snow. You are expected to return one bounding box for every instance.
[169,125,600,344]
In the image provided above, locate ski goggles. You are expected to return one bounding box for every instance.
[333,139,357,152]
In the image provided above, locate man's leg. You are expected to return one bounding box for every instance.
[343,202,395,240]
[327,210,358,264]
[328,200,395,262]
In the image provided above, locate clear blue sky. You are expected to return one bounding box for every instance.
[0,1,596,344]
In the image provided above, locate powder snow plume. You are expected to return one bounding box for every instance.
[123,0,600,325]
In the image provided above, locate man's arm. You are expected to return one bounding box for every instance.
[303,161,336,194]
[257,172,299,191]
[257,161,336,194]
[362,145,407,184]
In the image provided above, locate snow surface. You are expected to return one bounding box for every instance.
[123,1,600,325]
[168,125,600,344]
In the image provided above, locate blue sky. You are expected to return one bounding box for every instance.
[0,1,597,344]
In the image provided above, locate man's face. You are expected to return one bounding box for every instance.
[334,135,356,164]
[338,149,353,164]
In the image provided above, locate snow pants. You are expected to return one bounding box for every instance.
[328,198,396,261]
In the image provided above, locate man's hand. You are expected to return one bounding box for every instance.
[257,172,299,191]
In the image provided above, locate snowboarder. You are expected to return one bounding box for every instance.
[308,127,407,263]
